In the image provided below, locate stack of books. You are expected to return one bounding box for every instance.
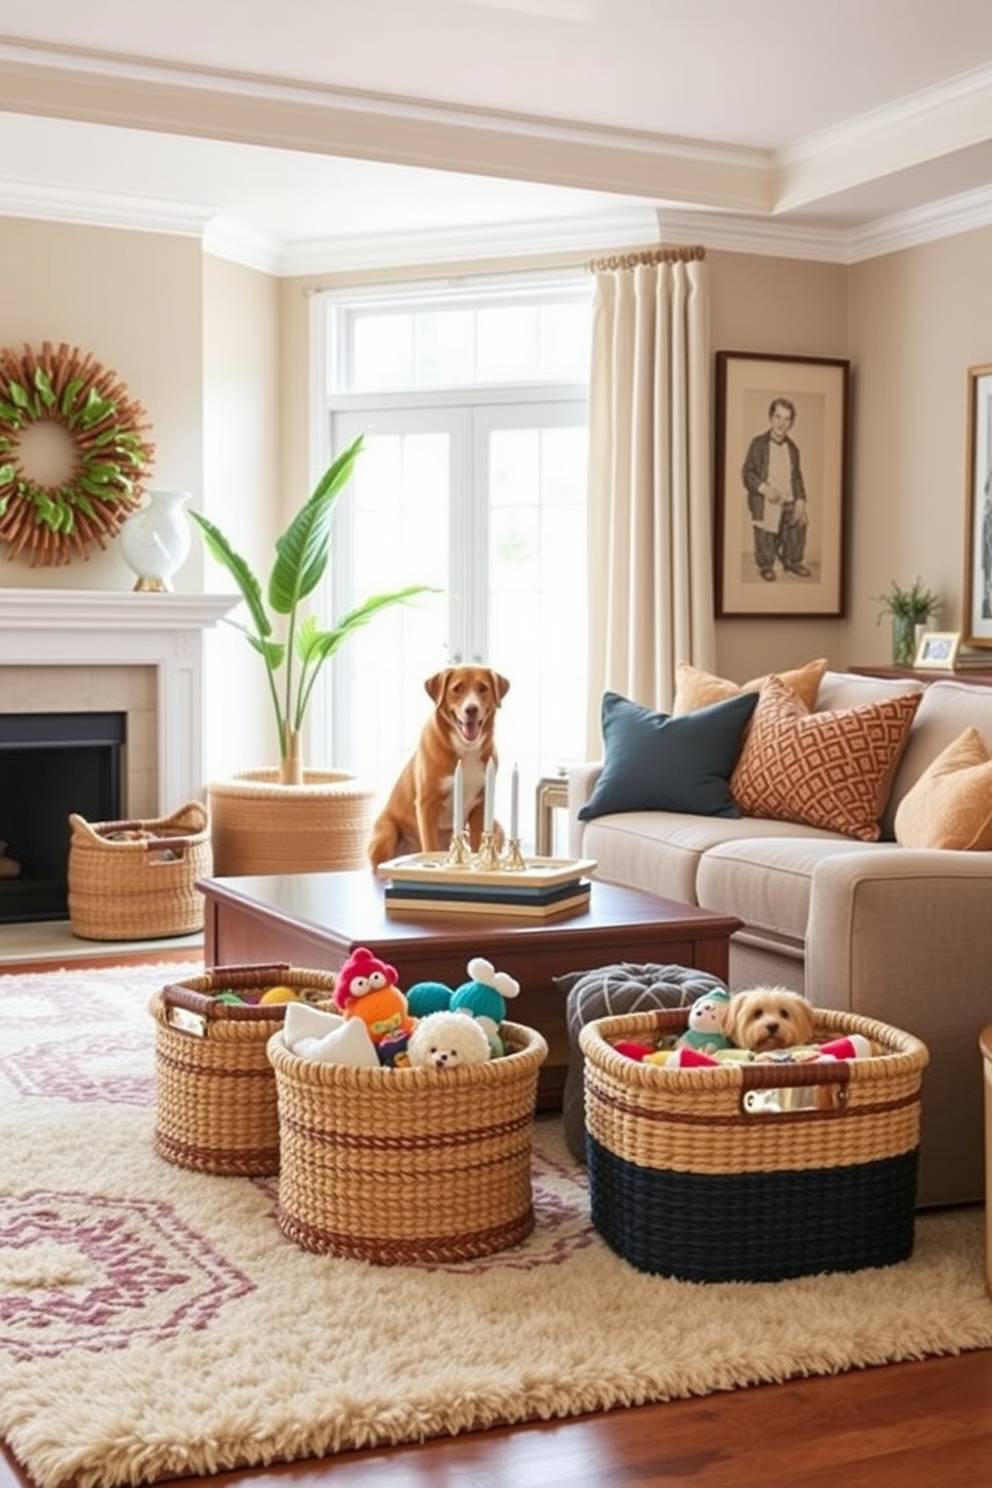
[378,853,596,918]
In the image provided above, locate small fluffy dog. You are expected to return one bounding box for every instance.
[723,988,816,1054]
[406,1010,492,1070]
[367,665,510,868]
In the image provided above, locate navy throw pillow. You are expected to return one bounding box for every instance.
[577,689,759,821]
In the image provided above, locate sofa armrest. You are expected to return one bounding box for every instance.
[566,761,602,858]
[806,848,992,1017]
[806,847,992,1206]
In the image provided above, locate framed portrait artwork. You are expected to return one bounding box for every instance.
[715,352,850,618]
[963,364,992,648]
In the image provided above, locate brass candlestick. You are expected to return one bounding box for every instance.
[475,831,501,872]
[502,837,527,870]
[445,829,472,869]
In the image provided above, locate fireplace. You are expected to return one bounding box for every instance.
[0,712,126,922]
[0,589,237,928]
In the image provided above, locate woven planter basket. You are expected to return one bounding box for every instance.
[207,769,376,876]
[580,1006,929,1283]
[67,801,211,941]
[150,962,338,1176]
[267,1019,549,1264]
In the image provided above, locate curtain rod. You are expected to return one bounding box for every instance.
[585,244,706,272]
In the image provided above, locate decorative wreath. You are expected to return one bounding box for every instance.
[0,341,155,567]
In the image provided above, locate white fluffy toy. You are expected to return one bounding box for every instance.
[406,1010,492,1070]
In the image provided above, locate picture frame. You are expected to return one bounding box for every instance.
[913,630,961,670]
[963,364,992,648]
[715,352,850,618]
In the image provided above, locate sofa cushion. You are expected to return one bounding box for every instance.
[730,677,922,841]
[885,678,992,823]
[580,809,849,904]
[697,835,884,944]
[578,689,758,821]
[673,657,828,715]
[893,727,992,849]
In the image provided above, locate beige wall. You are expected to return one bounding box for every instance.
[846,224,992,666]
[0,218,203,593]
[201,251,282,776]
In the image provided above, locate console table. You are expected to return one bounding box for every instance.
[849,665,992,688]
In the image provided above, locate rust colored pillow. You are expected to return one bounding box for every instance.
[673,658,828,716]
[894,728,992,850]
[730,676,922,841]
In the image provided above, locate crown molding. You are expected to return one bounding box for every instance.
[0,176,214,238]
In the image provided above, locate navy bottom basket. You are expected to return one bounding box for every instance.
[579,1006,928,1283]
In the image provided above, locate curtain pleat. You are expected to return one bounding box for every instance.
[585,252,713,756]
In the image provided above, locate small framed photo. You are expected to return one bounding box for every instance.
[963,364,992,648]
[715,352,850,618]
[913,630,961,670]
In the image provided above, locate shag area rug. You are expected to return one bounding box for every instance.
[2,962,992,1488]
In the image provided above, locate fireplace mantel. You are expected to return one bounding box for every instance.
[1,588,238,811]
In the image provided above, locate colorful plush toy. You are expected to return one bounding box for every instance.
[333,945,399,1013]
[450,956,520,1057]
[344,984,415,1066]
[674,989,732,1056]
[406,980,455,1019]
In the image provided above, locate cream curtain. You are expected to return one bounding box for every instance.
[584,247,714,755]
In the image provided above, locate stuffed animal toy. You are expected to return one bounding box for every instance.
[407,1009,492,1070]
[344,984,415,1066]
[282,1001,379,1067]
[449,955,520,1056]
[406,980,455,1019]
[674,989,732,1055]
[333,945,400,1013]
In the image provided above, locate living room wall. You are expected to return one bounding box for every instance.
[0,218,204,595]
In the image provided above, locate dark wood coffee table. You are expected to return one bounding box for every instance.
[198,870,740,1108]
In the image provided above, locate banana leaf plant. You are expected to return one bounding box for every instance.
[189,435,436,783]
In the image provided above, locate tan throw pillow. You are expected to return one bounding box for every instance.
[731,676,922,841]
[673,658,828,716]
[894,728,992,850]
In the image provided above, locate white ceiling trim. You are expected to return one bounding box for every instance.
[776,62,992,210]
[0,176,214,238]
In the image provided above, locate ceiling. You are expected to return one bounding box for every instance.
[3,0,992,273]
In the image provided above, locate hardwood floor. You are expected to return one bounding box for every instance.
[3,1349,992,1487]
[3,940,990,1486]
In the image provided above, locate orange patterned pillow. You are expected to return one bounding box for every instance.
[894,728,992,850]
[731,676,922,841]
[673,658,828,716]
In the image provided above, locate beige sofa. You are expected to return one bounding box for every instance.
[567,669,992,1208]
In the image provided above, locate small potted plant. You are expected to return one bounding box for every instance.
[874,576,941,666]
[191,435,436,874]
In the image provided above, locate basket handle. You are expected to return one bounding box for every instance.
[737,1057,851,1116]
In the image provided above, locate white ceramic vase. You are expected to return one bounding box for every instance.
[119,489,192,592]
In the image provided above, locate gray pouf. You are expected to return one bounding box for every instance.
[558,962,729,1163]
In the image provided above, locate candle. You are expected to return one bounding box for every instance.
[510,762,519,841]
[452,760,464,837]
[483,759,495,833]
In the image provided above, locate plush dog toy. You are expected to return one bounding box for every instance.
[407,1009,492,1070]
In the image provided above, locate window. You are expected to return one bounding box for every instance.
[311,273,591,851]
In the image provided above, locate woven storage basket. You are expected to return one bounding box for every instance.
[67,801,211,940]
[580,1006,929,1283]
[267,1019,548,1264]
[150,963,338,1176]
[207,769,375,876]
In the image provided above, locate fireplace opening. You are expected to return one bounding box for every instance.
[0,712,125,924]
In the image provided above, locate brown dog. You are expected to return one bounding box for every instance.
[367,666,510,868]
